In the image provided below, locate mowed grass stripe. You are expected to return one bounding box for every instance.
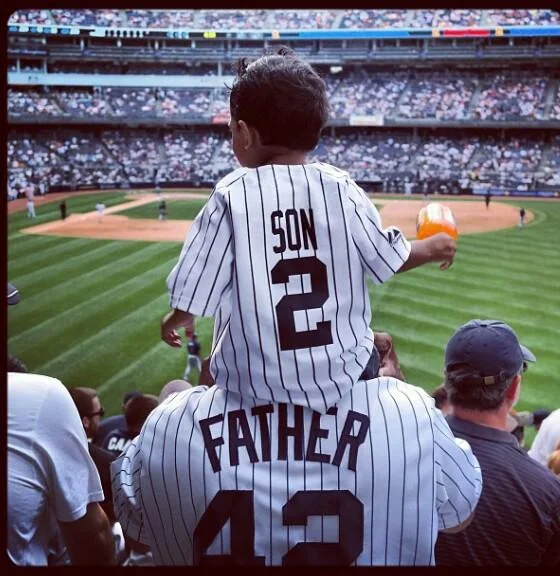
[374,286,560,342]
[8,240,147,296]
[8,237,108,277]
[96,341,185,407]
[8,234,68,258]
[454,249,560,281]
[398,265,559,304]
[31,290,169,383]
[460,233,558,253]
[391,276,560,322]
[39,293,171,390]
[8,244,178,340]
[10,241,175,313]
[11,261,176,369]
[456,243,560,274]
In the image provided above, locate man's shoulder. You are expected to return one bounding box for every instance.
[350,377,434,408]
[153,385,221,420]
[9,371,62,388]
[8,372,66,403]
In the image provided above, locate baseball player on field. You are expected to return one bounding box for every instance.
[112,331,482,565]
[184,332,202,381]
[160,48,456,414]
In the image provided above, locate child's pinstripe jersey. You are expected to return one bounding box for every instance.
[167,163,410,414]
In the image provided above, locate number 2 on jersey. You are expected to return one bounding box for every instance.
[193,489,363,565]
[270,256,333,351]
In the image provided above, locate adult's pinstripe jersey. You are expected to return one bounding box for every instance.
[111,377,482,566]
[167,163,411,414]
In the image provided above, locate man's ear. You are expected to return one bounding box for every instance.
[506,373,522,405]
[81,415,90,430]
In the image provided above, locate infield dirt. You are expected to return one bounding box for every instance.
[18,192,532,242]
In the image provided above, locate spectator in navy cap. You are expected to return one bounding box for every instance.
[92,390,142,449]
[436,319,560,566]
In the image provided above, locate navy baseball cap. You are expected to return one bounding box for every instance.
[8,283,20,305]
[123,390,143,404]
[445,319,536,386]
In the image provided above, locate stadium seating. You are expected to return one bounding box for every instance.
[8,9,560,29]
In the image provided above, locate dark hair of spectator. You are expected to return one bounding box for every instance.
[68,387,97,418]
[431,384,448,409]
[125,394,159,431]
[444,373,515,411]
[8,355,27,373]
[229,47,329,151]
[511,425,525,445]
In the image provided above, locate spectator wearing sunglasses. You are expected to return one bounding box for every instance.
[68,387,117,525]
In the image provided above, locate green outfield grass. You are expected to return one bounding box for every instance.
[8,194,560,445]
[120,198,208,220]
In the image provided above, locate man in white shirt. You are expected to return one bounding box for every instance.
[8,372,116,565]
[529,409,560,466]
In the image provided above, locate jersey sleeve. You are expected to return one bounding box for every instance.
[111,438,148,544]
[348,182,411,284]
[167,189,233,317]
[36,379,104,523]
[432,409,482,531]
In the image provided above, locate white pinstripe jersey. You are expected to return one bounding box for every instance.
[112,377,482,566]
[167,163,411,414]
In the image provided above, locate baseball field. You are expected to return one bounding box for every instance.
[7,190,560,444]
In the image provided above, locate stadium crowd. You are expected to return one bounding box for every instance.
[8,129,560,194]
[473,73,549,121]
[7,69,559,122]
[8,9,560,28]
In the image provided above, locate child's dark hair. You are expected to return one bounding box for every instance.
[229,47,329,151]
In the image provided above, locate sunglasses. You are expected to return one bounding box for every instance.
[89,407,105,418]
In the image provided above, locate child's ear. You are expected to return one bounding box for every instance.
[238,120,260,150]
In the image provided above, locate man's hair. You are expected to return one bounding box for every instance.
[431,384,449,410]
[444,373,516,411]
[8,355,27,373]
[125,394,159,431]
[68,387,97,418]
[229,47,329,151]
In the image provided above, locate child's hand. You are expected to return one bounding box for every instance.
[161,309,190,347]
[426,232,456,269]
